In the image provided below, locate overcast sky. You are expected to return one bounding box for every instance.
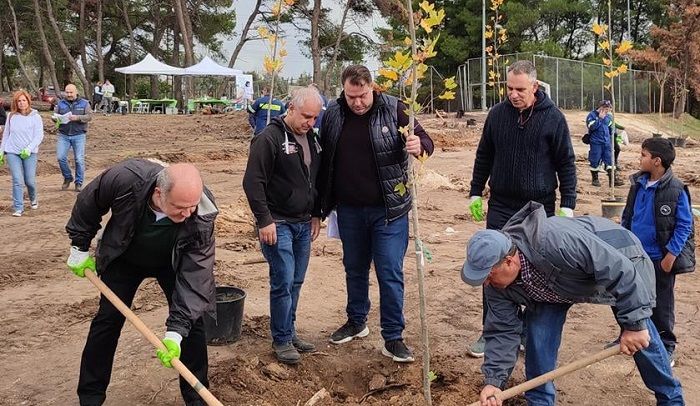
[220,1,388,78]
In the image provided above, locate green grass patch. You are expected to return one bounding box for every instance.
[641,113,700,139]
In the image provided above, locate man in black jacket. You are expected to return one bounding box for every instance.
[66,159,218,406]
[243,87,323,364]
[318,64,434,363]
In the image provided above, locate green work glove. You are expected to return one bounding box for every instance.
[19,148,31,159]
[557,207,574,217]
[66,246,96,277]
[156,331,182,368]
[469,196,484,221]
[0,152,4,165]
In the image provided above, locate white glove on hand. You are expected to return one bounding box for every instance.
[67,246,90,266]
[557,207,574,217]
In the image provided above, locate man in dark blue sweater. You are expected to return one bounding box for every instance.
[466,60,577,357]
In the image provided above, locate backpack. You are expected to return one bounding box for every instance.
[582,133,591,144]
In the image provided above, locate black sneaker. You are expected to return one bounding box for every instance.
[292,335,317,353]
[329,320,369,344]
[382,339,415,363]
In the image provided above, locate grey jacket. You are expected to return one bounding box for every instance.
[66,159,219,337]
[481,201,656,389]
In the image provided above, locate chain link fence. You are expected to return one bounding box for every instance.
[458,53,664,113]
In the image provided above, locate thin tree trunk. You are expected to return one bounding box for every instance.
[216,0,262,97]
[120,0,135,98]
[96,0,104,83]
[173,23,183,107]
[8,0,41,94]
[79,0,93,98]
[174,0,194,98]
[310,0,322,84]
[323,0,353,94]
[44,0,90,94]
[29,0,59,94]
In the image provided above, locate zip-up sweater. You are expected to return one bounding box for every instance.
[622,168,695,274]
[481,201,655,389]
[243,117,321,228]
[470,89,577,211]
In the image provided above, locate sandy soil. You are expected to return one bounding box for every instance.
[0,109,698,406]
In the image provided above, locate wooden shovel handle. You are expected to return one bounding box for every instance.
[85,271,224,406]
[467,345,621,406]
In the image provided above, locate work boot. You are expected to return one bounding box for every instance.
[61,179,71,190]
[292,334,317,353]
[591,170,601,187]
[272,342,300,364]
[75,183,83,192]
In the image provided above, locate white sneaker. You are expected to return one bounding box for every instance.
[30,201,39,209]
[12,211,22,217]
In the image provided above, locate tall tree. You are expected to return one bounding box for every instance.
[30,0,60,93]
[44,0,90,94]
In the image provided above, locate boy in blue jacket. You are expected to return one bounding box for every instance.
[621,137,695,367]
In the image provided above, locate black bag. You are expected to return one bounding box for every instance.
[582,133,591,144]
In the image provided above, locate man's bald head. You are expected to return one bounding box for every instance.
[153,163,204,222]
[65,84,78,101]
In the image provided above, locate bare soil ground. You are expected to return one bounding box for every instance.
[0,109,698,406]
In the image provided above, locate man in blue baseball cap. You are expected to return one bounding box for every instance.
[462,201,684,406]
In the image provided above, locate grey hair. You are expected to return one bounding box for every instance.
[507,60,538,83]
[289,86,323,110]
[156,167,175,195]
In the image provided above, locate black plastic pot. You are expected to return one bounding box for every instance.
[204,286,246,345]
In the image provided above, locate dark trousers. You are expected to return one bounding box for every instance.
[651,260,677,355]
[77,261,209,406]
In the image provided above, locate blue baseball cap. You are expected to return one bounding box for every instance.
[462,230,512,286]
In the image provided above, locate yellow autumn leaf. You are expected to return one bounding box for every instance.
[272,2,281,16]
[417,151,430,163]
[394,182,407,197]
[443,76,457,90]
[592,23,607,36]
[599,40,610,51]
[420,19,434,34]
[379,68,398,81]
[404,37,412,46]
[488,81,495,86]
[374,82,388,92]
[283,0,295,5]
[498,87,504,97]
[423,8,445,29]
[604,70,619,78]
[603,58,611,66]
[615,41,633,55]
[604,84,611,91]
[387,50,412,72]
[618,64,628,73]
[438,90,455,100]
[398,125,409,136]
[419,0,435,14]
[263,56,276,74]
[279,49,288,57]
[484,30,494,39]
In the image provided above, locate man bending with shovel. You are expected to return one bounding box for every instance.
[463,201,684,406]
[65,159,219,406]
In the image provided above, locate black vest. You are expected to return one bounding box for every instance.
[57,98,89,135]
[623,168,695,274]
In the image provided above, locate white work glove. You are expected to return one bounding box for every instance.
[67,246,96,277]
[557,207,574,217]
[156,331,183,368]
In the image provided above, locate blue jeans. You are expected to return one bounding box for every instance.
[525,303,684,405]
[336,204,409,342]
[260,222,311,345]
[56,133,86,185]
[6,153,37,212]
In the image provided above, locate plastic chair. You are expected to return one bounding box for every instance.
[152,104,163,114]
[134,102,149,114]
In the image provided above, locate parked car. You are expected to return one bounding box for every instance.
[37,86,66,105]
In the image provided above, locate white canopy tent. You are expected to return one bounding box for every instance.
[182,56,243,77]
[115,53,185,75]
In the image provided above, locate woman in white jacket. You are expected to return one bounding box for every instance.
[0,90,45,217]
